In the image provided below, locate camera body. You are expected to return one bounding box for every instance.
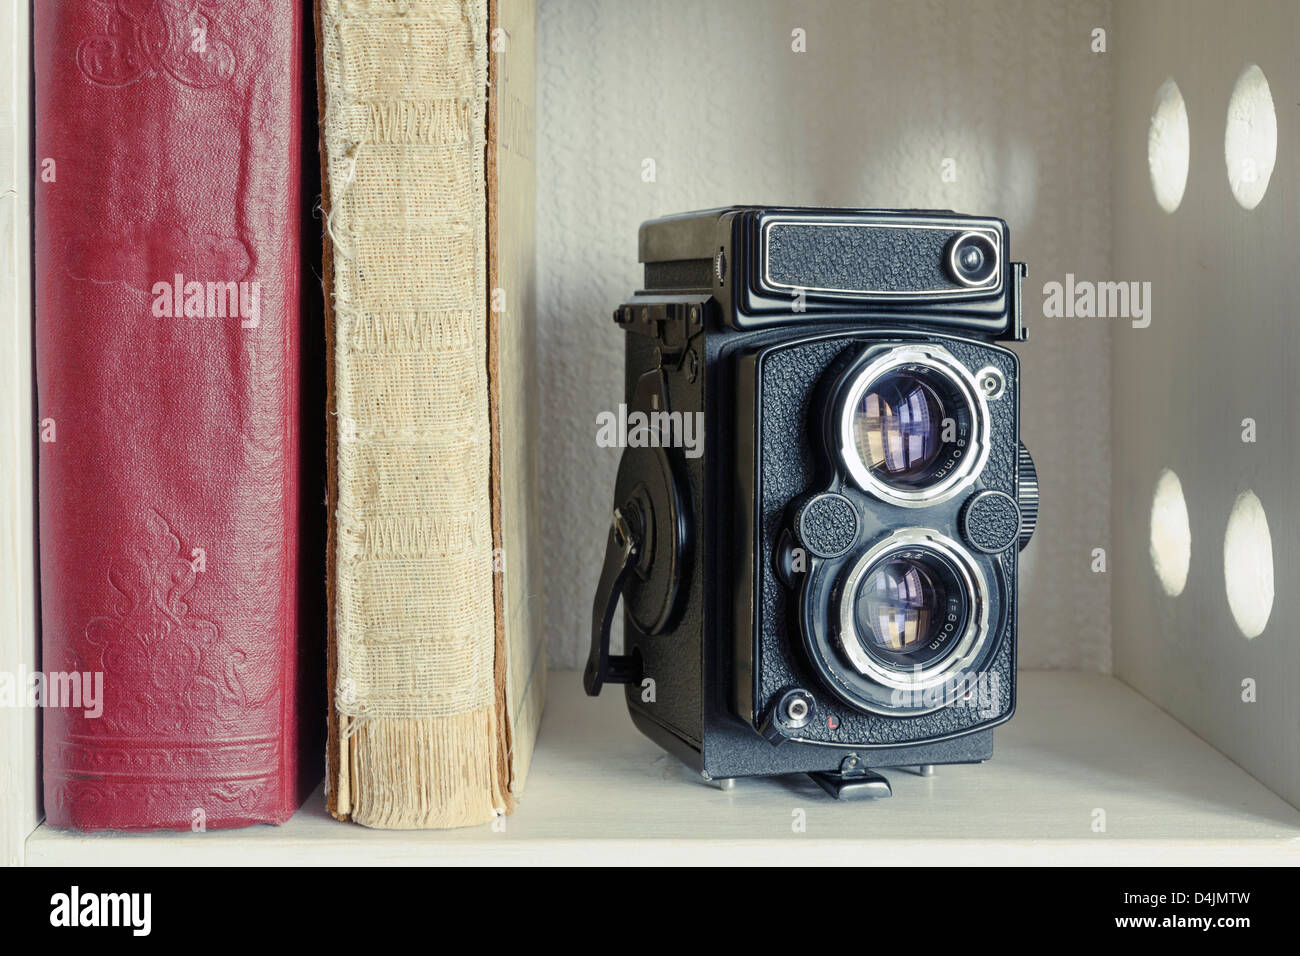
[586,206,1036,796]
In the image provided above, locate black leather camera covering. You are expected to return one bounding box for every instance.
[765,222,969,294]
[742,331,1019,747]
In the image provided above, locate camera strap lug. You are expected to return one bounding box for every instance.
[613,294,709,362]
[584,506,646,696]
[1011,260,1028,341]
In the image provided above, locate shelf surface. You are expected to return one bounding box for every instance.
[25,670,1300,865]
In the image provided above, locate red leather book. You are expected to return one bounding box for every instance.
[36,0,304,830]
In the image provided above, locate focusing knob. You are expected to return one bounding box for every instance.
[959,490,1021,554]
[1017,442,1039,551]
[794,492,858,559]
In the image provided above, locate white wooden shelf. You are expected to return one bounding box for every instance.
[23,670,1300,865]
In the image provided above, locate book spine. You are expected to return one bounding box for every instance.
[320,0,505,828]
[35,0,303,830]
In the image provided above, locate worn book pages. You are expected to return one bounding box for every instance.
[488,0,545,804]
[318,0,543,828]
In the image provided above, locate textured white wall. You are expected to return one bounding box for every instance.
[537,0,1113,670]
[1110,0,1299,808]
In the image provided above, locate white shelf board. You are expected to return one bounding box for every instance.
[25,670,1300,865]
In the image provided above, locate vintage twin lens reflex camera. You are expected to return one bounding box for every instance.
[585,207,1037,798]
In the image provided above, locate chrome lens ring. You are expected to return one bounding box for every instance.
[838,344,991,508]
[837,528,990,693]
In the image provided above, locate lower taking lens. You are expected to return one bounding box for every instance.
[852,550,966,669]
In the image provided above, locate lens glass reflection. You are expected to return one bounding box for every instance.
[853,551,966,670]
[851,370,956,489]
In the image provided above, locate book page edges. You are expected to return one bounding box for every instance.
[490,0,546,801]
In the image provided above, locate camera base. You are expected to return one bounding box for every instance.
[807,766,893,800]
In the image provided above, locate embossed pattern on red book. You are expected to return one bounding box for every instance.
[36,1,302,830]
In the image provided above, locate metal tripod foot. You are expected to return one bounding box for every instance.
[807,768,893,799]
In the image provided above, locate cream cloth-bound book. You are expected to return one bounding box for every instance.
[317,0,544,828]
